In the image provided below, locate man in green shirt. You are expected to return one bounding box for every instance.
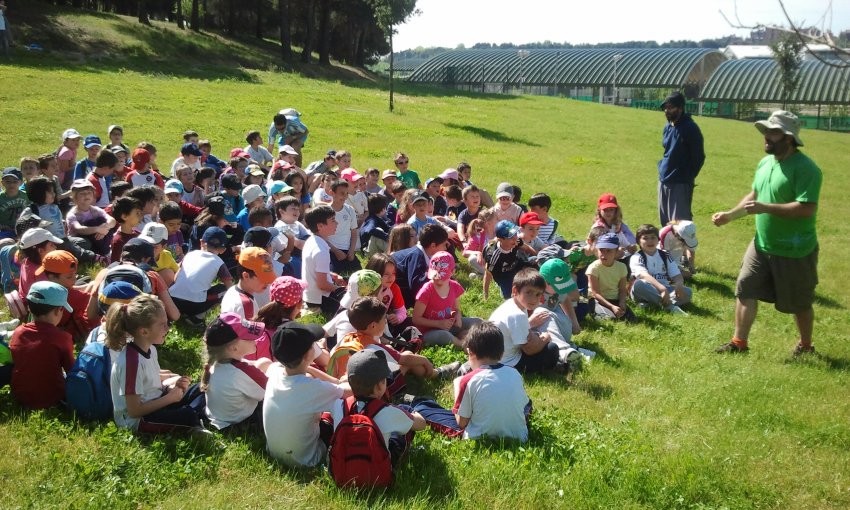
[712,111,822,356]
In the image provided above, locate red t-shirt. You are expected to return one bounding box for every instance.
[110,230,139,263]
[58,287,97,340]
[9,321,74,409]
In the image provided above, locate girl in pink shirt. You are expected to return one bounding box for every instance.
[462,209,495,277]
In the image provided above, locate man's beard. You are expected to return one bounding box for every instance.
[764,137,791,155]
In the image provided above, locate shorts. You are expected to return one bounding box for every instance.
[735,240,818,314]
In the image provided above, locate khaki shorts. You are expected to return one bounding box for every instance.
[736,240,818,313]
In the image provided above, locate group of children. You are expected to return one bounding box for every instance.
[0,125,701,487]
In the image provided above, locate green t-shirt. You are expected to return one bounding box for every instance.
[0,190,30,231]
[565,245,596,273]
[751,152,822,258]
[396,169,421,190]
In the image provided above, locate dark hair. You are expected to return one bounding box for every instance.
[457,162,471,172]
[28,301,62,317]
[366,168,380,177]
[37,153,56,169]
[274,195,300,213]
[126,185,157,207]
[330,180,349,193]
[248,206,272,226]
[304,205,336,232]
[137,141,158,155]
[528,193,551,211]
[158,201,183,222]
[587,226,607,242]
[255,302,297,331]
[95,150,119,169]
[245,130,261,144]
[419,224,448,249]
[19,244,50,264]
[635,224,660,241]
[194,166,216,183]
[367,193,388,216]
[183,130,199,141]
[387,224,416,253]
[283,171,305,199]
[273,114,287,126]
[365,252,395,277]
[464,321,505,361]
[25,177,54,205]
[512,184,523,203]
[390,181,407,194]
[110,180,132,199]
[113,197,143,224]
[348,297,387,331]
[444,185,462,201]
[512,268,546,292]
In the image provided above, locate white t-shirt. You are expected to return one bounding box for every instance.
[111,343,163,431]
[302,235,332,304]
[169,250,226,303]
[170,157,201,175]
[327,203,358,251]
[330,399,415,449]
[205,360,268,430]
[244,145,274,167]
[347,192,367,218]
[488,298,531,367]
[453,364,529,441]
[263,366,344,467]
[275,219,310,241]
[312,188,332,205]
[220,285,259,318]
[95,175,110,207]
[630,249,681,286]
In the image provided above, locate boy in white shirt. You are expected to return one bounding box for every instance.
[220,247,277,319]
[344,173,368,226]
[630,224,691,314]
[326,180,361,276]
[243,130,274,170]
[168,226,233,327]
[302,205,346,316]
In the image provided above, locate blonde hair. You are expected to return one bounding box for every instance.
[397,189,417,223]
[387,224,416,254]
[467,209,495,239]
[103,295,164,351]
[200,342,234,392]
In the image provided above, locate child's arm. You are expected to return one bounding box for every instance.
[148,271,181,321]
[409,410,427,432]
[562,290,582,335]
[124,387,184,419]
[346,228,357,260]
[616,276,628,317]
[520,330,549,355]
[398,351,435,378]
[412,301,455,331]
[306,365,341,383]
[671,273,687,301]
[454,413,471,429]
[482,269,492,300]
[588,274,618,313]
[637,271,671,306]
[452,298,463,330]
[314,271,338,293]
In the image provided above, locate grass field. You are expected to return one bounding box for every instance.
[2,7,850,510]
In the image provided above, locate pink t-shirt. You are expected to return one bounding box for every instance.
[415,279,464,332]
[19,258,46,299]
[57,146,77,188]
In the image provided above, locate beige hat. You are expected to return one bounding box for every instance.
[755,110,804,147]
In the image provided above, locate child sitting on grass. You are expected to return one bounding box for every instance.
[491,183,523,224]
[168,226,234,326]
[301,205,347,317]
[66,179,115,256]
[364,253,410,337]
[360,193,391,259]
[386,223,416,254]
[106,294,205,434]
[37,250,99,342]
[18,228,62,298]
[274,196,309,277]
[587,233,635,321]
[591,193,637,260]
[483,220,529,300]
[220,247,276,318]
[202,312,272,431]
[462,209,496,278]
[26,177,101,265]
[9,281,74,409]
[659,220,698,279]
[109,197,143,263]
[528,193,564,247]
[139,223,178,286]
[630,224,691,314]
[457,185,483,242]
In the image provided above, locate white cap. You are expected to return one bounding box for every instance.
[139,222,169,244]
[62,128,82,140]
[242,184,267,203]
[20,228,63,249]
[278,144,299,155]
[674,220,698,249]
[278,108,301,117]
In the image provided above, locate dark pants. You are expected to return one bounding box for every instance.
[171,284,227,317]
[137,383,205,434]
[329,250,362,277]
[59,237,98,265]
[658,181,694,226]
[80,216,113,256]
[515,341,560,373]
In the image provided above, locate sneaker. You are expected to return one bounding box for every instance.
[578,347,596,363]
[559,347,582,365]
[0,318,20,331]
[434,361,461,379]
[667,305,688,316]
[715,340,748,354]
[791,343,815,357]
[468,272,480,280]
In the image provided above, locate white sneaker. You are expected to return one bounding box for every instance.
[578,347,596,362]
[468,272,480,279]
[559,347,581,364]
[667,305,688,316]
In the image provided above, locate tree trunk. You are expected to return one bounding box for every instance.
[279,0,292,62]
[227,0,236,34]
[354,28,366,66]
[317,0,331,65]
[202,0,209,28]
[255,0,263,39]
[300,0,315,63]
[389,27,394,112]
[176,0,185,28]
[137,0,150,24]
[191,0,200,31]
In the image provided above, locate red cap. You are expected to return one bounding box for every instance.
[519,212,545,226]
[597,193,619,210]
[229,148,251,160]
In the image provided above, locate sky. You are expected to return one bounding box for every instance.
[393,0,849,51]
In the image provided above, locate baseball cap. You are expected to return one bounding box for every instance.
[347,349,393,390]
[121,237,155,262]
[107,124,123,135]
[755,110,804,146]
[181,143,203,157]
[428,251,455,280]
[109,144,128,156]
[205,312,266,347]
[70,179,95,191]
[519,212,545,226]
[673,220,698,249]
[339,269,383,309]
[597,193,619,210]
[597,233,620,250]
[164,179,184,195]
[202,226,229,248]
[19,228,63,249]
[62,128,82,140]
[229,148,251,160]
[343,172,365,183]
[439,168,459,181]
[83,135,102,149]
[131,148,150,167]
[411,190,432,204]
[532,244,567,266]
[97,281,143,315]
[278,144,299,155]
[381,169,397,180]
[270,276,308,307]
[268,181,293,195]
[540,259,576,295]
[2,167,22,181]
[325,150,337,159]
[100,264,152,294]
[205,196,227,217]
[35,250,78,276]
[425,177,442,188]
[139,222,169,244]
[246,164,266,177]
[15,210,52,236]
[243,227,273,249]
[27,281,73,313]
[238,247,276,285]
[495,220,519,239]
[496,182,514,199]
[221,173,243,191]
[660,91,686,109]
[271,322,326,365]
[241,184,267,203]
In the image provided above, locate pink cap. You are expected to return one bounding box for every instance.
[428,251,455,280]
[205,312,266,346]
[270,276,308,307]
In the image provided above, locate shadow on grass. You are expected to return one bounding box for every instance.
[784,352,850,372]
[444,122,542,147]
[572,337,621,368]
[814,294,844,310]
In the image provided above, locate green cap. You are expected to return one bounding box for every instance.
[539,259,576,296]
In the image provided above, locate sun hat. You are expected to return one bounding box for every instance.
[62,129,82,140]
[241,184,267,203]
[139,222,169,245]
[237,247,276,285]
[278,145,299,156]
[338,269,383,309]
[597,233,620,250]
[495,220,519,239]
[673,220,698,249]
[246,164,265,177]
[428,251,455,280]
[205,312,266,347]
[35,250,78,276]
[754,110,804,146]
[597,193,619,210]
[107,124,123,136]
[269,276,308,307]
[27,281,73,313]
[439,168,459,181]
[19,228,63,249]
[381,169,397,180]
[496,182,514,199]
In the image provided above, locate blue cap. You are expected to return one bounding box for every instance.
[83,135,102,149]
[268,180,293,195]
[181,143,203,157]
[98,281,143,315]
[202,226,229,248]
[495,220,519,239]
[27,281,73,313]
[596,233,620,249]
[2,167,22,181]
[164,179,184,194]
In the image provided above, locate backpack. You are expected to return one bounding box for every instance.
[65,340,113,421]
[328,397,393,489]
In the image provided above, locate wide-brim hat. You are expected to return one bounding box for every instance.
[754,110,804,147]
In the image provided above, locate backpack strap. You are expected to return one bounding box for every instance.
[361,397,388,419]
[236,287,255,319]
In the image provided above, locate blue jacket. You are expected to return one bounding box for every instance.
[359,214,391,248]
[658,113,705,184]
[393,245,429,309]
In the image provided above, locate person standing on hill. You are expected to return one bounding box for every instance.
[657,91,705,226]
[712,111,822,356]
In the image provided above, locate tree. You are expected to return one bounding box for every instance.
[317,0,332,65]
[301,0,315,63]
[366,0,419,112]
[255,0,263,39]
[176,0,185,29]
[279,0,292,62]
[138,0,150,24]
[191,0,200,31]
[770,34,804,109]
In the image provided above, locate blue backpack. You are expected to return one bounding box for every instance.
[66,340,113,421]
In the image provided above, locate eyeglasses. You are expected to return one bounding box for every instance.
[396,160,409,165]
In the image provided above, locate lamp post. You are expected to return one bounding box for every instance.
[612,53,624,105]
[517,49,530,94]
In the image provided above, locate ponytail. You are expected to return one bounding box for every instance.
[104,295,164,351]
[255,301,297,331]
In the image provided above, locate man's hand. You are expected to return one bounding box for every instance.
[712,211,731,226]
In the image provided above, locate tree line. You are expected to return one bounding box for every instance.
[43,0,417,66]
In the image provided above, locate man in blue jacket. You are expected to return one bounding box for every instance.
[392,224,449,309]
[658,91,705,226]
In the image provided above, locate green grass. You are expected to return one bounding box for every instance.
[2,8,850,509]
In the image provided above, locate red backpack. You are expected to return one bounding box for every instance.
[328,397,393,489]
